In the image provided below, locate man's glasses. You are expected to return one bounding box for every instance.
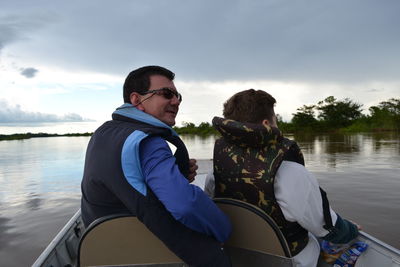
[142,87,182,102]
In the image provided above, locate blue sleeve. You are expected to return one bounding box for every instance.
[139,136,232,242]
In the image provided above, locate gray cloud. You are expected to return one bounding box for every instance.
[0,99,92,123]
[366,88,384,93]
[20,67,38,78]
[0,16,20,49]
[0,12,49,51]
[1,0,400,84]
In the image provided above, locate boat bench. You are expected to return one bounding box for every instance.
[78,198,295,267]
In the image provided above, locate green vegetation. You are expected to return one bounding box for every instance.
[283,96,399,133]
[1,97,398,140]
[174,96,400,135]
[173,122,218,135]
[0,132,92,141]
[174,97,399,135]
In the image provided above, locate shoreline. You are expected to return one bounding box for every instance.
[0,132,93,141]
[2,129,399,141]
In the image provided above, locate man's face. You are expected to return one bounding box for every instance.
[136,75,180,126]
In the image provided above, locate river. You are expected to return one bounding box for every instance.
[0,132,399,266]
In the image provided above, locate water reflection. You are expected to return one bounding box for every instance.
[180,134,218,159]
[369,132,400,153]
[0,198,80,267]
[25,193,43,211]
[0,216,20,249]
[296,134,361,154]
[176,132,400,171]
[288,132,400,171]
[0,132,399,265]
[0,137,89,208]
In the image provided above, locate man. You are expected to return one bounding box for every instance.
[210,89,359,267]
[81,66,232,266]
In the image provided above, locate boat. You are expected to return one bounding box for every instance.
[33,197,400,267]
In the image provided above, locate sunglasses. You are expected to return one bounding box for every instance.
[143,87,182,102]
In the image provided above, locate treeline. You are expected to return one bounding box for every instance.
[0,132,92,141]
[173,97,399,134]
[2,97,398,140]
[173,122,218,135]
[278,96,400,133]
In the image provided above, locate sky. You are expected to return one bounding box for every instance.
[1,0,399,132]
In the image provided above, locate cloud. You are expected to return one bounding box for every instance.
[0,12,49,52]
[0,16,21,50]
[0,99,93,123]
[20,67,38,78]
[1,0,399,127]
[366,88,384,93]
[2,0,399,84]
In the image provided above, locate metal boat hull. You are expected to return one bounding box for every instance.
[33,209,400,267]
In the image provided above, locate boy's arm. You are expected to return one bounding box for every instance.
[275,161,359,242]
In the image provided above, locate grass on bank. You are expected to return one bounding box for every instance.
[0,132,92,141]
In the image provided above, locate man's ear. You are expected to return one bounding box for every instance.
[130,93,145,111]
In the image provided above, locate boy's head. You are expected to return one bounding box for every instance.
[223,89,277,126]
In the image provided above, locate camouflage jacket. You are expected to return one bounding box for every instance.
[212,117,309,256]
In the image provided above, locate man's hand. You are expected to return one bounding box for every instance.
[187,159,198,183]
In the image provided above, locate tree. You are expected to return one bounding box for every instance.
[197,122,216,134]
[173,121,217,135]
[370,98,400,116]
[369,98,400,130]
[182,122,196,128]
[276,114,294,133]
[291,105,317,128]
[317,96,363,128]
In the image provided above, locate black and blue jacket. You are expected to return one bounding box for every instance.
[81,104,231,265]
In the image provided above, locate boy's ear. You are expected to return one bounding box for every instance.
[262,115,277,128]
[262,119,271,127]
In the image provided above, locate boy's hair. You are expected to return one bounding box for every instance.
[123,65,175,103]
[223,89,276,123]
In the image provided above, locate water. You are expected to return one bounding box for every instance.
[0,121,101,135]
[0,132,399,266]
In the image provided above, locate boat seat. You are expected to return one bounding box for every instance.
[78,198,295,267]
[77,214,184,267]
[214,198,295,267]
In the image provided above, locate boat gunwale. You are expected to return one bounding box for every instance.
[359,231,400,256]
[32,210,400,267]
[32,209,82,267]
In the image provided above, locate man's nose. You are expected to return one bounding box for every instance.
[171,95,180,105]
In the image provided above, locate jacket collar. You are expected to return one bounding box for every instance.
[212,116,283,147]
[113,103,178,137]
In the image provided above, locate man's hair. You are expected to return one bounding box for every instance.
[123,65,175,103]
[223,89,276,123]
